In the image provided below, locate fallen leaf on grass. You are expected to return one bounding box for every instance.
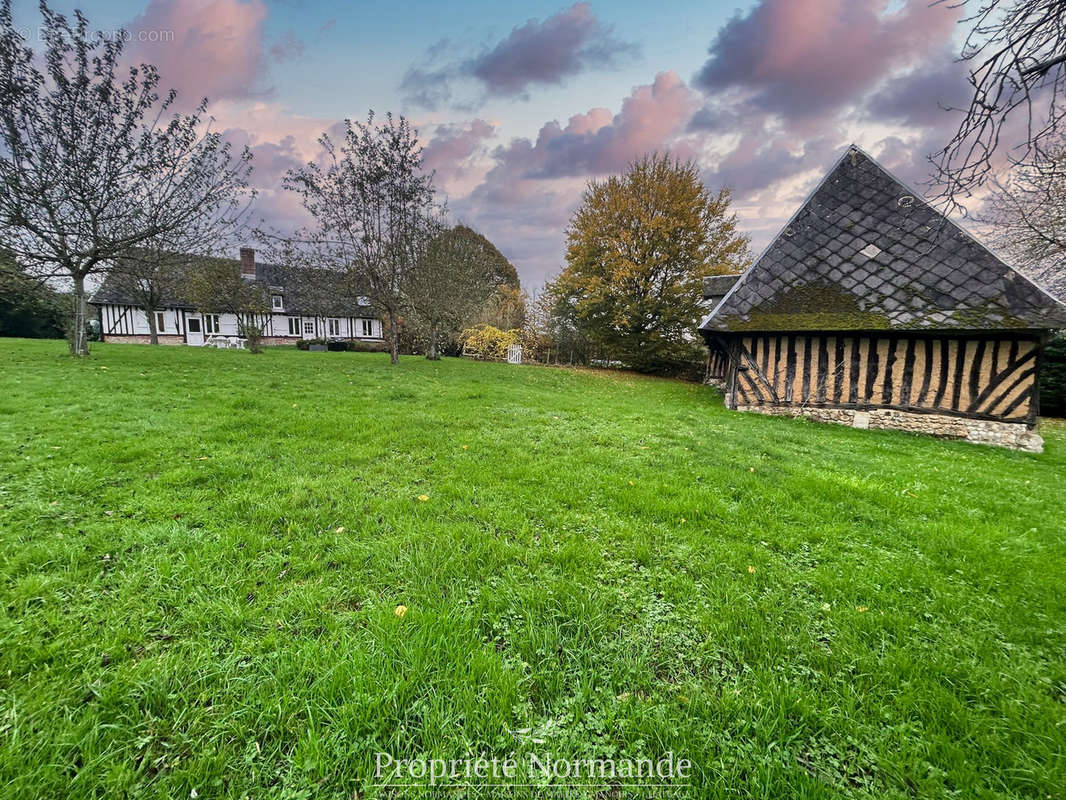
[417,494,429,502]
[196,456,210,461]
[394,605,407,618]
[856,605,869,613]
[335,526,345,533]
[747,565,756,574]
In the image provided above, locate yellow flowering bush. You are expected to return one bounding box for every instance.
[460,324,521,361]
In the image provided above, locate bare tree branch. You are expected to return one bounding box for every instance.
[0,1,254,355]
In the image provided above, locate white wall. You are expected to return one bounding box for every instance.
[99,305,385,342]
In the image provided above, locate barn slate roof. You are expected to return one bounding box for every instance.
[700,145,1066,334]
[91,252,368,317]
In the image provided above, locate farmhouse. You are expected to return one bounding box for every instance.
[700,146,1066,452]
[91,247,384,346]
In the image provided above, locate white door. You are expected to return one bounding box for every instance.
[186,316,204,346]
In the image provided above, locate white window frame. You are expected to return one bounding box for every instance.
[204,314,220,334]
[287,317,300,336]
[327,318,341,336]
[360,319,373,337]
[303,320,315,335]
[271,294,284,310]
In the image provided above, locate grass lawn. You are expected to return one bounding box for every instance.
[1,338,1065,799]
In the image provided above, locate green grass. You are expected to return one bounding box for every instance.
[1,339,1065,799]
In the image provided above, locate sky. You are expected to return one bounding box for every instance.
[14,0,978,290]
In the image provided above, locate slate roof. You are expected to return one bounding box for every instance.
[700,145,1066,334]
[703,274,741,300]
[91,252,369,317]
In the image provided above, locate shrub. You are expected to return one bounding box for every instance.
[460,324,520,360]
[296,337,391,353]
[1041,333,1066,417]
[343,339,390,353]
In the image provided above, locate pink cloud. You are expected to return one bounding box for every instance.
[125,0,274,106]
[422,119,496,187]
[447,72,698,284]
[490,71,697,180]
[695,0,959,119]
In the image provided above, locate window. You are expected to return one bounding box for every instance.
[327,318,340,336]
[155,312,165,332]
[356,296,370,307]
[360,319,374,337]
[287,317,300,336]
[187,318,201,333]
[204,314,220,334]
[271,295,284,310]
[303,320,315,335]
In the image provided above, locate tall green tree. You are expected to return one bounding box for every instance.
[549,153,749,374]
[0,251,66,338]
[407,224,515,360]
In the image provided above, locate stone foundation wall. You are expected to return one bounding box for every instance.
[735,404,1044,453]
[103,334,185,346]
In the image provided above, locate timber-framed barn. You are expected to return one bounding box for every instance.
[700,146,1066,452]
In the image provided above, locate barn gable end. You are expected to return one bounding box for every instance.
[699,146,1066,452]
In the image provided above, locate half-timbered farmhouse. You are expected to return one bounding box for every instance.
[700,146,1066,452]
[91,248,384,347]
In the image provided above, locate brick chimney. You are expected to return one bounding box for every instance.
[240,247,255,278]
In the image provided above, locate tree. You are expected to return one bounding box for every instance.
[0,1,253,356]
[548,153,750,375]
[0,251,66,338]
[1040,333,1066,417]
[980,140,1066,297]
[934,0,1066,207]
[108,251,185,346]
[524,287,593,366]
[185,258,271,353]
[108,195,254,346]
[284,112,438,364]
[407,224,515,359]
[480,284,528,332]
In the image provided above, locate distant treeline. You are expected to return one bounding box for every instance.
[0,264,67,339]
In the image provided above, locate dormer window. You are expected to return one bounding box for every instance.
[271,294,284,310]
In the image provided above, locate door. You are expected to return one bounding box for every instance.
[186,316,204,346]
